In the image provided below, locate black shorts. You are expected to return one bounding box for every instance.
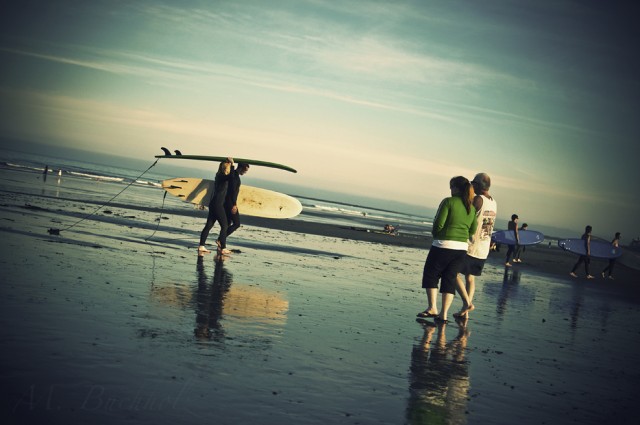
[421,246,467,294]
[461,255,486,276]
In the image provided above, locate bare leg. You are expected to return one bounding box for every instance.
[439,292,454,321]
[466,274,476,303]
[454,274,475,317]
[425,288,438,314]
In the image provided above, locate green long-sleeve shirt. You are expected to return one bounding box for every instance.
[432,196,478,242]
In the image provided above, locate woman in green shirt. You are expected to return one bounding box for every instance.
[417,176,477,323]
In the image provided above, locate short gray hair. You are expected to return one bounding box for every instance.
[472,173,491,190]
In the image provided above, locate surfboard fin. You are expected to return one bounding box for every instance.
[174,150,182,156]
[160,147,172,156]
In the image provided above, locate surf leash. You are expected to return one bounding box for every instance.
[144,191,167,242]
[47,159,159,235]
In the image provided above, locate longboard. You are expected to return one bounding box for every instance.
[492,229,544,246]
[162,177,302,219]
[155,154,297,173]
[558,238,622,259]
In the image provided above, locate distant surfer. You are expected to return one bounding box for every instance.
[198,158,234,256]
[512,223,528,262]
[43,165,49,182]
[454,172,496,319]
[417,176,477,324]
[504,214,520,267]
[601,232,621,280]
[225,162,250,241]
[569,225,594,279]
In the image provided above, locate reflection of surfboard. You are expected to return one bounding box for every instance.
[558,239,622,259]
[162,177,302,219]
[493,229,544,246]
[155,154,297,173]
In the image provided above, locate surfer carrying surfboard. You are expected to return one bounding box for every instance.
[601,232,621,280]
[198,158,234,255]
[504,214,520,267]
[569,225,594,279]
[225,162,250,240]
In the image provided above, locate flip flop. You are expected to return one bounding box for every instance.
[416,311,438,318]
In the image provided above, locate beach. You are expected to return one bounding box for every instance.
[2,166,640,425]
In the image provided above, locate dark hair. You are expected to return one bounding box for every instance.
[511,214,518,220]
[450,176,474,214]
[615,232,620,238]
[585,225,592,233]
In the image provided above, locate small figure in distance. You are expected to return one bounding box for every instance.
[601,232,621,280]
[570,225,594,279]
[512,223,528,263]
[504,214,519,267]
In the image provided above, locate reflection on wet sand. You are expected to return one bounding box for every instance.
[407,320,470,424]
[496,268,521,321]
[195,257,231,340]
[149,257,289,339]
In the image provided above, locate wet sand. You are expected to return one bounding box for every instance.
[2,172,640,424]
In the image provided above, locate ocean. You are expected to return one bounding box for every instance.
[0,145,434,238]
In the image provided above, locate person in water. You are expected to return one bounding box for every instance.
[198,158,234,255]
[418,176,477,324]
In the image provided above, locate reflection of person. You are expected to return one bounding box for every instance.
[455,173,496,318]
[570,225,594,279]
[418,176,477,323]
[406,322,470,424]
[496,268,521,321]
[195,256,232,341]
[513,223,528,262]
[225,162,250,241]
[601,232,621,280]
[504,214,520,267]
[198,158,234,255]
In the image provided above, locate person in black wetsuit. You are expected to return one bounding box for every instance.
[570,225,594,279]
[504,214,519,267]
[225,162,250,242]
[198,158,234,255]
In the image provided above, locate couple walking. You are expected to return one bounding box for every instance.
[417,173,497,324]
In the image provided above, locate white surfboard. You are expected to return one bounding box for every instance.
[162,177,302,219]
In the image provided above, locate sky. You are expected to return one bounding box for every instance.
[1,0,639,240]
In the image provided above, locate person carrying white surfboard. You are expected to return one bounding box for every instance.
[198,158,234,255]
[454,172,497,319]
[225,162,250,241]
